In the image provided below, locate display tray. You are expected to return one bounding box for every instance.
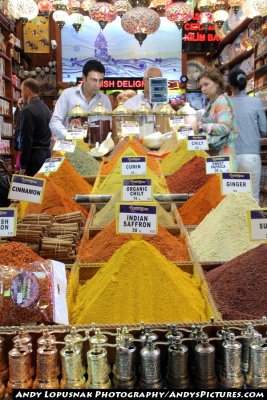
[85,202,181,238]
[66,260,222,326]
[82,175,98,185]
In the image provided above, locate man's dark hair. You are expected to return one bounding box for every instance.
[82,60,105,77]
[22,78,40,94]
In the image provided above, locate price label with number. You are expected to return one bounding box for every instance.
[0,208,17,237]
[169,117,185,127]
[38,157,64,174]
[53,140,76,153]
[221,172,251,195]
[247,209,267,240]
[122,179,152,201]
[8,175,46,204]
[66,128,86,140]
[121,122,140,136]
[187,135,209,151]
[121,156,147,176]
[177,127,195,140]
[116,203,157,235]
[206,156,231,174]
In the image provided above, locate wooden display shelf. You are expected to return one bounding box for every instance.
[220,49,254,71]
[254,84,267,92]
[255,49,267,62]
[0,112,12,118]
[0,94,12,102]
[1,74,11,82]
[218,18,252,51]
[12,83,21,92]
[0,51,10,62]
[254,64,267,75]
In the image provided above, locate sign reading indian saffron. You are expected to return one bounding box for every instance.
[116,203,157,235]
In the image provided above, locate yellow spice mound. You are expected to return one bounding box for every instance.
[71,240,210,324]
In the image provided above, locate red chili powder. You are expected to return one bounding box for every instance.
[166,156,212,194]
[179,175,225,225]
[78,221,190,263]
[206,244,267,320]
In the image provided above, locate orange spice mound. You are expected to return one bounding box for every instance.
[0,242,44,267]
[78,221,190,263]
[100,138,161,175]
[38,154,92,197]
[26,177,87,219]
[179,175,225,225]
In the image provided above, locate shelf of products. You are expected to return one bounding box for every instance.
[218,17,252,51]
[220,48,254,72]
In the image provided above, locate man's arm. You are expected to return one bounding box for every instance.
[49,90,70,139]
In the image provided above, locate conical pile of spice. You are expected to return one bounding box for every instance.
[101,137,161,174]
[91,193,175,227]
[0,242,44,267]
[71,240,210,324]
[206,244,267,320]
[78,221,190,263]
[179,175,225,225]
[148,133,178,156]
[64,146,100,176]
[190,193,265,262]
[93,148,168,195]
[38,154,92,197]
[25,178,87,219]
[166,156,211,194]
[161,139,208,174]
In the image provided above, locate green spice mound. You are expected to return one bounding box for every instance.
[65,146,100,176]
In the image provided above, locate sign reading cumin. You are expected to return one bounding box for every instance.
[8,175,46,204]
[121,156,147,176]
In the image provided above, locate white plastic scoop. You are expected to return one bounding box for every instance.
[89,132,115,158]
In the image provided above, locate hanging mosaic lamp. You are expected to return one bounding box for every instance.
[214,0,227,10]
[199,11,213,30]
[165,2,194,30]
[51,0,69,11]
[212,9,228,28]
[242,0,267,20]
[89,2,117,30]
[53,9,69,28]
[68,0,81,12]
[81,0,96,13]
[121,6,161,45]
[149,0,166,13]
[68,12,85,31]
[38,0,53,17]
[197,0,212,12]
[114,0,132,17]
[228,0,244,14]
[9,0,39,24]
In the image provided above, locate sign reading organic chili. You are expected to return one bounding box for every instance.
[122,179,152,201]
[0,208,17,237]
[8,175,46,204]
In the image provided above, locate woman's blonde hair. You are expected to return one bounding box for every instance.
[198,67,226,95]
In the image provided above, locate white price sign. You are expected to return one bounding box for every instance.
[66,129,86,140]
[53,140,76,153]
[38,157,64,174]
[116,203,157,235]
[8,175,46,204]
[121,122,140,136]
[0,208,17,237]
[247,209,267,240]
[122,179,152,201]
[177,127,194,140]
[206,156,231,174]
[187,135,209,151]
[169,117,185,127]
[221,172,251,195]
[121,156,147,176]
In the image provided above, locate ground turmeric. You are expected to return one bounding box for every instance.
[161,139,208,174]
[93,148,168,195]
[71,240,211,324]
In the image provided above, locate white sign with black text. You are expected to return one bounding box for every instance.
[206,156,231,174]
[177,127,195,140]
[247,209,267,241]
[121,156,147,176]
[53,140,76,153]
[116,203,157,235]
[38,157,64,174]
[221,172,251,195]
[122,179,152,201]
[187,135,209,151]
[8,175,46,204]
[0,208,17,237]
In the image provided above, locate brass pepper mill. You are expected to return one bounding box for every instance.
[0,336,8,382]
[166,336,189,389]
[60,343,86,389]
[64,328,86,375]
[113,328,137,389]
[7,341,33,394]
[37,331,60,376]
[12,331,35,378]
[194,338,217,389]
[33,341,59,389]
[86,344,111,389]
[139,336,162,389]
[246,334,267,389]
[241,323,257,377]
[88,328,110,384]
[220,333,244,389]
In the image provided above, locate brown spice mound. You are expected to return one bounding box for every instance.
[166,156,211,194]
[206,244,267,320]
[78,221,190,263]
[0,242,44,267]
[179,175,224,225]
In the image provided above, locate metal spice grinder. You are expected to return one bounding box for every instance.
[247,334,267,389]
[220,333,244,389]
[113,328,137,389]
[33,342,59,389]
[194,338,217,389]
[139,336,162,389]
[7,341,33,394]
[166,336,190,390]
[60,342,86,389]
[86,344,111,389]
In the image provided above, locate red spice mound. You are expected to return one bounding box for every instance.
[206,244,267,320]
[166,156,211,194]
[78,221,190,263]
[0,242,44,267]
[179,175,224,225]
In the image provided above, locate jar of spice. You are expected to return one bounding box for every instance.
[88,103,112,145]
